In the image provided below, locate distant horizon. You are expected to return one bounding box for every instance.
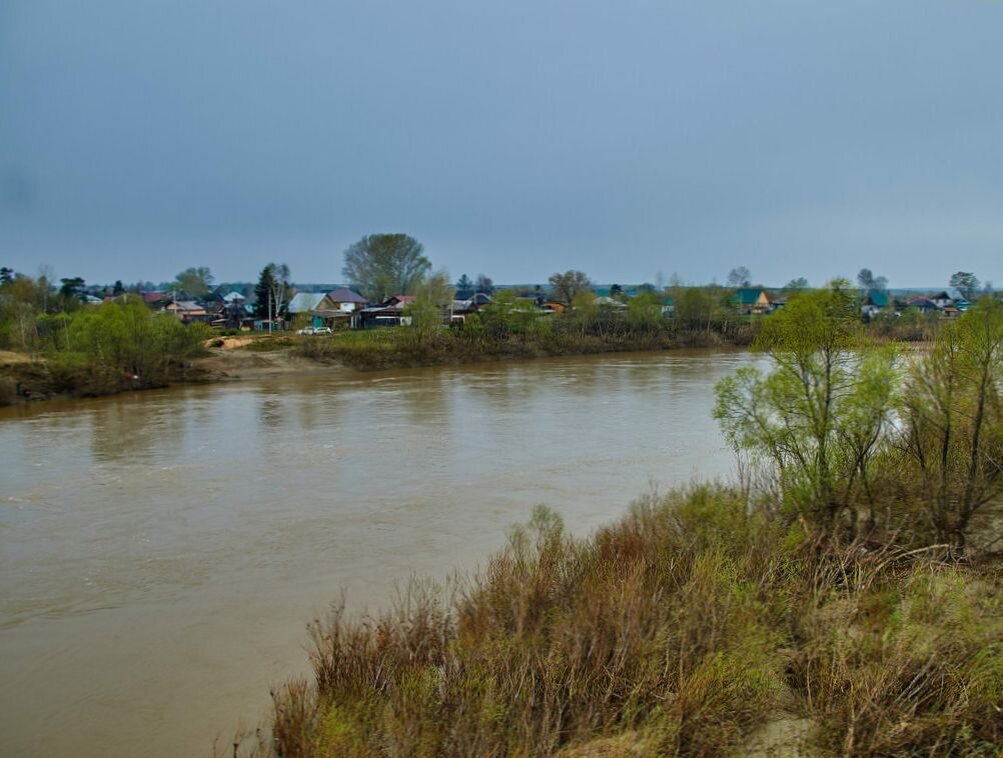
[41,273,996,296]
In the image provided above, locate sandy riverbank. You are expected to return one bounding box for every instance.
[192,345,349,381]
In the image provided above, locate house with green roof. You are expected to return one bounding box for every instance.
[731,288,772,315]
[861,289,890,319]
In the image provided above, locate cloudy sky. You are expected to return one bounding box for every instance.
[1,0,1001,287]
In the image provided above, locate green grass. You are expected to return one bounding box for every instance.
[292,323,754,371]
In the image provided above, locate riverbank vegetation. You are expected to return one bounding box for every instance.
[237,285,1002,757]
[295,288,760,370]
[0,283,209,400]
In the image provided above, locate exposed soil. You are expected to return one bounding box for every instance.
[192,346,348,381]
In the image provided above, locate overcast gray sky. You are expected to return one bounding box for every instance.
[1,0,1001,287]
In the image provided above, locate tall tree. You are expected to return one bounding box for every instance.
[727,267,751,288]
[254,266,275,319]
[342,234,430,302]
[253,263,291,321]
[548,270,592,305]
[59,277,86,301]
[714,281,897,533]
[949,271,980,300]
[475,274,494,294]
[456,274,473,291]
[897,299,1003,548]
[112,280,125,296]
[174,267,214,298]
[857,268,888,290]
[0,267,13,285]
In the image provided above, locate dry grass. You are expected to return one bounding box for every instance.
[257,488,1001,757]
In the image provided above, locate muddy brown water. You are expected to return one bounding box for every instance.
[0,350,763,757]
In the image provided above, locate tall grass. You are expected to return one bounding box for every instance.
[247,488,1000,757]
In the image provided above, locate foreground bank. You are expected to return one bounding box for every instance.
[239,488,1000,757]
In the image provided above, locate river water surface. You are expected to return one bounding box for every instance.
[0,350,760,757]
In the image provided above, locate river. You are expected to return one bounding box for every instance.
[0,349,760,757]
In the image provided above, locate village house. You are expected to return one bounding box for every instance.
[287,292,327,323]
[141,291,169,308]
[164,300,209,322]
[930,291,954,310]
[861,289,890,319]
[905,297,938,314]
[359,295,417,327]
[450,292,492,322]
[945,288,971,312]
[731,288,772,315]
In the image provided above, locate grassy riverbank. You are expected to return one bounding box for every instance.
[242,488,1000,758]
[295,323,757,371]
[0,299,212,404]
[1,322,753,403]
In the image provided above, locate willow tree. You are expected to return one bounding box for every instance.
[547,270,591,306]
[713,281,898,535]
[896,298,1003,548]
[404,270,454,344]
[343,234,430,302]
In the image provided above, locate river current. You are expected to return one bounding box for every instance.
[0,349,762,756]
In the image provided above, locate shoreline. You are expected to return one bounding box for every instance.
[1,334,743,406]
[0,328,931,408]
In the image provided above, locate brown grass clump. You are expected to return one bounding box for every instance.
[259,488,1001,757]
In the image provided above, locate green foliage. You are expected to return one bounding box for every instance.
[254,263,291,320]
[58,276,86,301]
[50,300,209,389]
[342,233,431,302]
[895,298,1003,546]
[402,298,442,343]
[949,271,980,300]
[670,285,732,334]
[548,270,592,305]
[173,266,214,298]
[714,284,898,532]
[478,289,538,337]
[625,289,663,331]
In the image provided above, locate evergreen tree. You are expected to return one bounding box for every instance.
[254,266,276,319]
